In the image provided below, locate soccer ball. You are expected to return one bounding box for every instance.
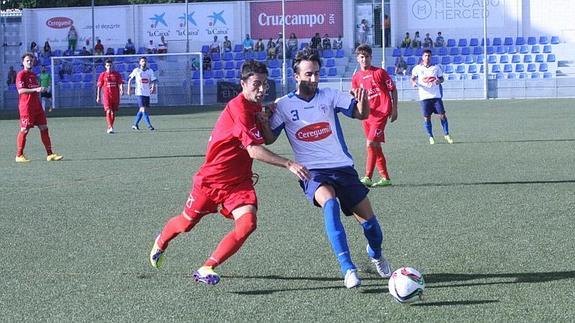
[388,267,425,304]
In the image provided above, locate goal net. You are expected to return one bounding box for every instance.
[49,52,205,110]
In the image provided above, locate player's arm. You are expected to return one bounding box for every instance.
[389,88,398,122]
[17,87,43,95]
[435,76,444,85]
[350,88,369,120]
[96,85,101,103]
[256,106,280,145]
[246,144,310,181]
[126,77,133,95]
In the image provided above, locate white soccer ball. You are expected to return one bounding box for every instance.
[388,267,425,304]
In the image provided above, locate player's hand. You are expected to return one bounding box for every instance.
[389,108,398,122]
[351,87,367,102]
[287,160,311,181]
[96,97,100,103]
[150,86,156,94]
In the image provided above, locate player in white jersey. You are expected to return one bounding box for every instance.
[127,56,157,131]
[259,48,392,288]
[411,49,453,144]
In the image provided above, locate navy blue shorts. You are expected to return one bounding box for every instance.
[420,98,446,117]
[137,95,150,108]
[299,166,369,216]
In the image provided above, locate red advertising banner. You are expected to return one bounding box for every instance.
[250,0,343,39]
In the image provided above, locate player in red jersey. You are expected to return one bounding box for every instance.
[15,53,63,163]
[97,59,124,134]
[149,60,310,285]
[352,44,398,187]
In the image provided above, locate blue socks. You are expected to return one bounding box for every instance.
[323,199,354,275]
[362,216,383,259]
[424,119,433,137]
[133,111,143,126]
[134,111,153,129]
[440,117,449,135]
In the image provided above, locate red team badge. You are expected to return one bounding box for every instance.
[249,127,263,140]
[296,122,332,142]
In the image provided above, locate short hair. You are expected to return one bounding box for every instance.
[422,49,432,55]
[105,58,113,65]
[240,60,268,81]
[21,52,35,61]
[355,44,372,56]
[139,56,147,61]
[292,48,322,74]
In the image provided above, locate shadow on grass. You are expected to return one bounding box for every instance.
[457,138,575,144]
[227,270,575,295]
[411,300,499,307]
[71,154,206,161]
[395,179,575,188]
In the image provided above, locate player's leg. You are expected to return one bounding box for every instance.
[140,96,154,130]
[436,100,453,143]
[370,121,391,187]
[132,96,144,130]
[36,110,63,161]
[421,99,435,144]
[361,122,375,187]
[15,127,30,162]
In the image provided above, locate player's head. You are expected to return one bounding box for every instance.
[240,60,269,104]
[21,53,35,70]
[105,59,113,71]
[292,48,321,97]
[355,44,373,70]
[422,49,432,65]
[139,56,147,69]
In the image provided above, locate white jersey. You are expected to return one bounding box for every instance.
[270,88,357,170]
[411,64,443,100]
[129,67,157,96]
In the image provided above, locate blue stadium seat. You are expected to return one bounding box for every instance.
[507,72,516,79]
[507,45,517,54]
[204,71,213,79]
[233,44,243,52]
[192,71,200,79]
[488,55,497,64]
[406,56,417,65]
[441,56,452,65]
[83,74,93,82]
[225,70,235,80]
[539,63,548,72]
[539,36,549,44]
[550,36,560,44]
[453,56,463,64]
[527,36,537,45]
[487,46,495,55]
[464,55,475,64]
[201,45,210,54]
[481,38,490,46]
[116,48,124,55]
[503,64,513,73]
[268,59,280,68]
[511,54,521,63]
[335,49,345,58]
[319,68,327,77]
[244,51,255,60]
[210,53,221,61]
[322,49,334,58]
[476,55,484,64]
[72,74,82,82]
[468,65,477,73]
[205,79,215,87]
[438,47,448,56]
[471,74,480,80]
[460,47,471,55]
[469,38,479,47]
[300,42,309,50]
[518,72,527,79]
[490,65,501,73]
[444,65,454,74]
[519,45,529,54]
[543,72,553,78]
[496,46,507,54]
[446,39,456,47]
[473,46,483,55]
[431,56,440,65]
[531,45,540,53]
[328,67,337,77]
[543,45,552,53]
[137,47,145,54]
[222,52,233,61]
[325,58,335,67]
[515,64,525,73]
[455,65,465,73]
[546,54,556,62]
[449,47,460,56]
[235,61,243,69]
[214,70,224,79]
[492,38,502,46]
[213,61,223,70]
[530,72,539,79]
[527,63,537,72]
[224,61,234,70]
[392,48,401,57]
[270,68,281,79]
[515,37,525,45]
[404,47,414,56]
[256,51,266,60]
[499,55,509,64]
[234,52,244,60]
[535,54,544,63]
[504,37,514,46]
[415,48,423,57]
[496,73,505,79]
[386,66,395,75]
[523,55,533,63]
[458,38,467,47]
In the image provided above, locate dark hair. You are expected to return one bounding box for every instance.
[105,58,113,65]
[422,49,432,55]
[292,48,321,74]
[139,56,147,61]
[355,44,372,56]
[21,52,35,61]
[240,60,268,81]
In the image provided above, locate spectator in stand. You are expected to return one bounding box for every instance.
[42,41,52,57]
[68,25,78,53]
[287,33,298,58]
[400,32,411,48]
[202,54,212,71]
[266,38,276,59]
[276,39,284,59]
[209,36,220,54]
[157,36,168,54]
[435,32,445,47]
[80,46,91,56]
[254,38,265,52]
[322,33,332,50]
[358,19,369,44]
[146,40,156,54]
[395,56,408,75]
[384,15,391,47]
[94,39,105,55]
[58,61,73,80]
[412,31,421,48]
[30,41,39,61]
[105,46,115,55]
[310,32,322,49]
[243,34,254,52]
[125,38,136,54]
[223,36,232,53]
[333,35,343,50]
[276,33,283,46]
[423,33,434,48]
[7,66,17,85]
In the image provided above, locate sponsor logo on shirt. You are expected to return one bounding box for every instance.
[296,122,332,141]
[141,78,149,84]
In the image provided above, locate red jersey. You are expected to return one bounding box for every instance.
[16,69,42,112]
[194,93,265,188]
[97,71,123,101]
[352,66,396,120]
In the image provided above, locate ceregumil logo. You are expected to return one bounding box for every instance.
[208,10,226,26]
[46,17,74,29]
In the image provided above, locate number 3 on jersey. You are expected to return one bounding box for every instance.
[290,110,299,121]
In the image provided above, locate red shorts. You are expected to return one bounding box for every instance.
[362,118,388,142]
[184,179,257,220]
[19,107,47,129]
[103,96,120,111]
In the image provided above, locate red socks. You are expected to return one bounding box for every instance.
[40,129,53,155]
[106,111,115,128]
[16,131,28,156]
[204,212,257,268]
[365,146,376,178]
[157,213,199,250]
[374,146,390,180]
[366,145,390,180]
